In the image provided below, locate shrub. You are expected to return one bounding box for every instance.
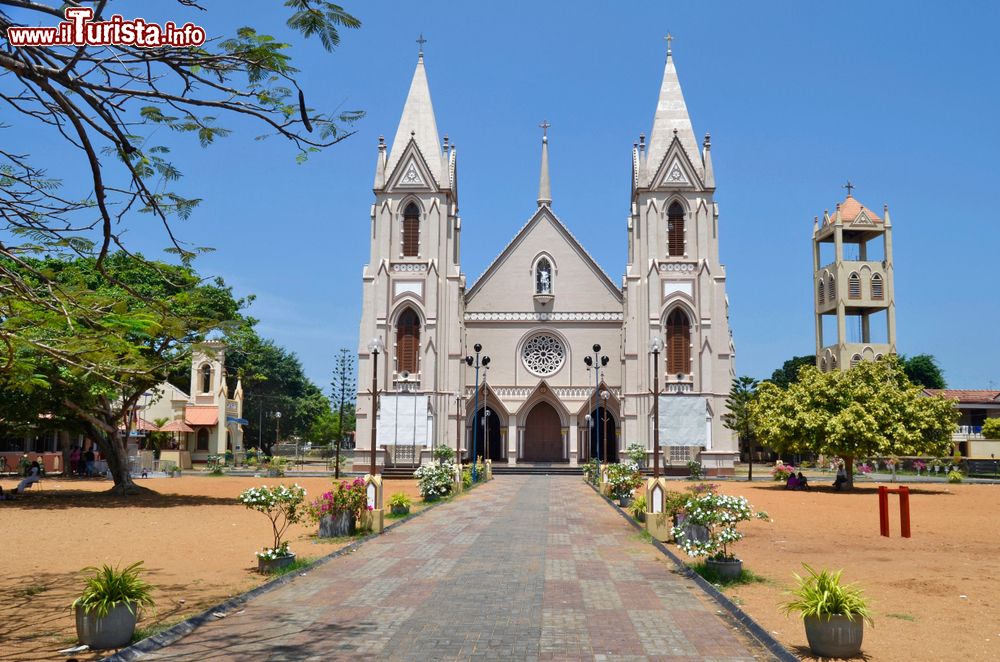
[387,492,412,509]
[415,461,454,500]
[206,455,224,475]
[582,459,599,484]
[626,443,646,466]
[433,446,455,462]
[72,561,155,618]
[687,459,703,479]
[771,464,795,482]
[605,462,642,500]
[308,478,368,522]
[237,484,308,559]
[780,564,873,625]
[461,468,472,488]
[948,470,963,483]
[630,495,647,520]
[983,418,1000,440]
[671,492,769,561]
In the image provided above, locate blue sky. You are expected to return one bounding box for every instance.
[8,1,1000,390]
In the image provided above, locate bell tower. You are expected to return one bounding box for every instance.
[355,46,465,469]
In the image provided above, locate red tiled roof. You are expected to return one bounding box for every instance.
[160,420,195,433]
[923,389,1000,403]
[184,406,218,426]
[837,195,882,224]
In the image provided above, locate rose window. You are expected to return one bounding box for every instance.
[522,334,565,376]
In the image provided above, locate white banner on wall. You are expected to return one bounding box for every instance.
[658,395,709,448]
[376,394,429,446]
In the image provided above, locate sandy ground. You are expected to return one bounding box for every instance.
[0,474,424,661]
[644,479,1000,661]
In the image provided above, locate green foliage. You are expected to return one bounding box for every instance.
[780,564,873,625]
[330,347,357,446]
[582,459,599,484]
[948,470,964,483]
[238,484,308,556]
[415,462,454,500]
[671,493,769,560]
[749,357,958,477]
[605,462,642,500]
[626,443,646,465]
[687,460,703,479]
[461,468,473,489]
[308,478,367,521]
[982,418,1000,440]
[691,562,767,588]
[722,376,759,444]
[630,495,647,520]
[72,561,155,618]
[387,492,412,509]
[900,354,947,389]
[768,355,816,389]
[261,556,313,577]
[433,446,455,462]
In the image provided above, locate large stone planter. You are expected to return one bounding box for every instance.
[75,602,138,650]
[257,552,296,574]
[705,557,743,581]
[319,511,356,538]
[618,495,634,508]
[390,504,410,515]
[804,614,865,658]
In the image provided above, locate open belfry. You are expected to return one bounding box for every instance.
[813,185,896,371]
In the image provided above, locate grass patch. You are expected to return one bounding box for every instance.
[310,530,370,545]
[17,584,51,597]
[386,510,411,520]
[132,617,187,642]
[885,612,917,622]
[262,557,314,577]
[690,562,768,588]
[631,530,653,543]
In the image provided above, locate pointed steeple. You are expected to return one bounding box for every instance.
[537,120,552,206]
[387,52,444,182]
[701,132,714,189]
[646,41,700,174]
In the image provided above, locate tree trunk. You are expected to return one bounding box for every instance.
[844,455,855,489]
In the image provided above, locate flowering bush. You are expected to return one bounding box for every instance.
[605,462,642,500]
[415,461,454,500]
[912,460,926,474]
[433,446,455,462]
[582,459,599,484]
[626,443,646,466]
[771,464,795,482]
[238,484,307,559]
[671,493,769,561]
[686,482,720,497]
[856,463,873,474]
[308,478,369,522]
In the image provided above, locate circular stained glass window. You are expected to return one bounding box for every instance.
[522,334,566,376]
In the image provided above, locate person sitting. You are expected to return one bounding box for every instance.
[833,465,848,491]
[15,461,42,493]
[0,486,14,501]
[784,473,799,490]
[796,472,810,491]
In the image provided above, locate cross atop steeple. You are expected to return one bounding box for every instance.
[539,119,551,141]
[665,32,673,56]
[843,180,855,197]
[416,33,427,55]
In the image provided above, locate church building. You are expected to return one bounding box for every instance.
[355,43,738,474]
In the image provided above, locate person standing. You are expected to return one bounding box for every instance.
[84,445,96,477]
[69,445,81,478]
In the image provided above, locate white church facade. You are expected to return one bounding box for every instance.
[355,45,738,475]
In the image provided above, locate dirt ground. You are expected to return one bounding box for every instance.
[647,479,1000,661]
[0,474,424,661]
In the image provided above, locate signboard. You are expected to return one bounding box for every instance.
[658,395,709,448]
[376,394,429,446]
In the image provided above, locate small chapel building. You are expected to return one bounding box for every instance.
[355,44,738,474]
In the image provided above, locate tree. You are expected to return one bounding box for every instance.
[982,418,1000,440]
[900,354,947,389]
[0,252,248,493]
[768,355,816,389]
[722,376,759,481]
[749,356,958,488]
[330,347,356,478]
[0,1,362,383]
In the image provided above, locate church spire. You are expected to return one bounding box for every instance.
[646,37,700,173]
[537,120,552,206]
[387,46,444,181]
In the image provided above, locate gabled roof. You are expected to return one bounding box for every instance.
[465,204,622,302]
[923,389,1000,404]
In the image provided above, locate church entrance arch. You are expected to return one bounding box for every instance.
[523,401,564,462]
[472,407,504,461]
[588,407,619,463]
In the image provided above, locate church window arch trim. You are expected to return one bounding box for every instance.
[848,272,862,299]
[664,306,694,377]
[200,363,212,394]
[870,273,884,300]
[667,199,687,257]
[393,306,422,376]
[531,252,556,295]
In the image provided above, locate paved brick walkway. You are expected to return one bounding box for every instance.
[143,476,764,661]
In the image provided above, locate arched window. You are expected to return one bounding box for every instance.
[850,354,862,368]
[666,308,691,375]
[831,356,838,370]
[848,272,861,299]
[396,308,421,375]
[535,258,552,294]
[871,273,884,300]
[817,278,825,305]
[827,274,835,302]
[667,201,685,257]
[200,364,212,393]
[197,428,210,451]
[402,202,420,257]
[820,357,827,372]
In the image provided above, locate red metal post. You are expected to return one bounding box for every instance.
[899,486,911,538]
[878,485,890,537]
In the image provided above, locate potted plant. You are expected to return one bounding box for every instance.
[626,443,646,467]
[582,459,599,484]
[72,561,155,650]
[238,483,307,573]
[433,445,455,463]
[771,463,795,482]
[414,461,454,501]
[780,564,873,658]
[605,462,642,507]
[671,492,769,580]
[388,492,412,516]
[310,478,368,537]
[629,494,647,522]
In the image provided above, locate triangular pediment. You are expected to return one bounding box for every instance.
[465,206,623,307]
[651,138,703,191]
[851,211,875,227]
[386,139,439,191]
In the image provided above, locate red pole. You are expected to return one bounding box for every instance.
[899,486,911,538]
[878,485,890,537]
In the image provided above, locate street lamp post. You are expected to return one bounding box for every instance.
[455,392,463,463]
[649,336,664,478]
[464,344,490,480]
[600,390,610,465]
[584,344,609,465]
[274,411,282,448]
[584,413,592,462]
[483,409,491,463]
[367,337,385,475]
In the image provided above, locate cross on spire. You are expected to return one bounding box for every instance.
[539,119,551,139]
[665,32,673,55]
[843,180,855,197]
[416,33,427,55]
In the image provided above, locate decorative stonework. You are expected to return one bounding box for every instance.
[392,263,428,272]
[522,334,566,376]
[464,311,623,322]
[398,159,425,187]
[466,386,622,400]
[658,262,696,273]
